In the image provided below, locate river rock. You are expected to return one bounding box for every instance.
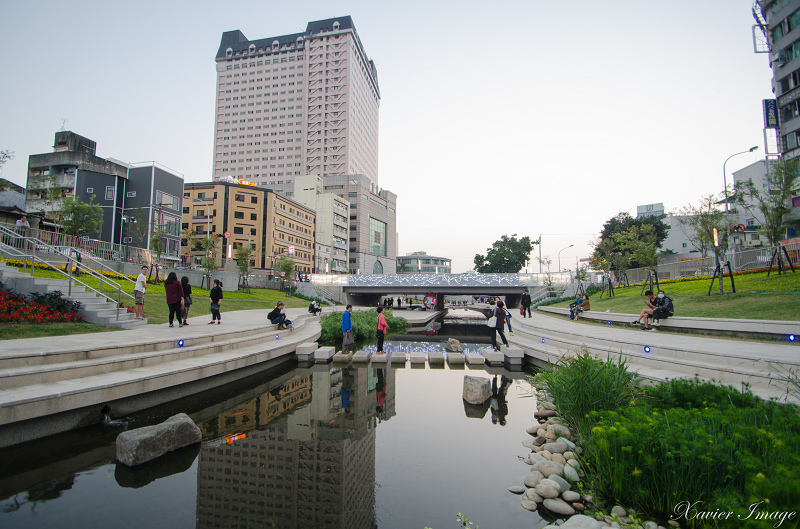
[551,452,566,465]
[524,471,544,488]
[542,442,568,454]
[611,505,627,517]
[643,522,658,529]
[544,430,558,440]
[508,485,526,494]
[537,428,547,437]
[539,401,557,411]
[523,488,543,502]
[533,436,547,446]
[556,436,577,449]
[560,514,599,528]
[567,459,581,471]
[543,498,576,516]
[547,423,572,439]
[522,438,536,449]
[521,499,539,511]
[536,409,558,418]
[116,413,201,467]
[526,425,540,436]
[573,503,585,511]
[564,451,576,460]
[530,452,545,463]
[540,450,553,460]
[534,482,560,499]
[562,490,581,502]
[563,465,580,482]
[548,474,571,492]
[462,375,491,404]
[537,459,565,478]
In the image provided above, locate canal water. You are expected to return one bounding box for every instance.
[0,349,550,529]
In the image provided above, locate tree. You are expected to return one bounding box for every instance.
[235,243,254,292]
[149,225,169,284]
[473,234,535,273]
[0,150,13,192]
[594,212,669,269]
[676,194,732,294]
[734,158,800,248]
[60,196,103,240]
[277,254,296,276]
[201,235,221,288]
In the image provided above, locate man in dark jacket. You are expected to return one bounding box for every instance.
[521,290,532,318]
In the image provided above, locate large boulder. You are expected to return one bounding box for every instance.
[462,375,491,404]
[116,413,202,467]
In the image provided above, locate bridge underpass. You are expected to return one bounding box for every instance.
[340,273,567,310]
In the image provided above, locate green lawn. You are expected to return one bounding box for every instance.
[550,270,800,321]
[0,322,122,340]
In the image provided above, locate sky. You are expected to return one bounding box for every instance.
[0,1,773,273]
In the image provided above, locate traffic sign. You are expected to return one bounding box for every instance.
[224,231,231,239]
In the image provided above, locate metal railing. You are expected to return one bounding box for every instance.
[0,226,134,321]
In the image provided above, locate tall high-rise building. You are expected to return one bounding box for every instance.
[213,16,380,187]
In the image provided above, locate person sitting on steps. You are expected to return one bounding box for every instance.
[268,301,292,329]
[570,294,590,321]
[631,290,658,331]
[651,290,674,326]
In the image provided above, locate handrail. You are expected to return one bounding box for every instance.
[0,227,131,321]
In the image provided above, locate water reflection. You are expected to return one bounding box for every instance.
[196,361,395,529]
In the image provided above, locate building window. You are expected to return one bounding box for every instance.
[126,191,136,198]
[235,194,245,202]
[250,213,258,220]
[233,227,244,234]
[251,196,258,203]
[373,261,383,274]
[234,211,244,219]
[183,207,189,213]
[369,217,387,256]
[105,186,114,201]
[86,187,94,193]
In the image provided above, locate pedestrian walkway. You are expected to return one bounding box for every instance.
[507,312,800,403]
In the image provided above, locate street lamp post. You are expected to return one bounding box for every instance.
[722,146,758,214]
[558,244,574,273]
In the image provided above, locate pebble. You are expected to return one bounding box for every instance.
[544,430,558,440]
[547,423,572,439]
[563,465,580,482]
[556,436,577,449]
[537,429,547,437]
[543,498,576,516]
[552,452,566,465]
[562,490,581,502]
[564,451,576,460]
[558,515,602,528]
[534,482,560,499]
[548,474,571,492]
[508,485,526,494]
[643,522,658,529]
[526,425,540,436]
[523,471,544,488]
[542,442,569,454]
[536,409,557,418]
[536,459,565,478]
[533,436,547,446]
[611,506,627,517]
[523,488,543,503]
[522,438,536,449]
[539,401,557,411]
[567,459,581,471]
[521,499,539,511]
[583,495,594,504]
[573,502,585,511]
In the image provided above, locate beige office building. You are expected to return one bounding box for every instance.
[212,16,380,187]
[292,174,349,274]
[183,181,315,273]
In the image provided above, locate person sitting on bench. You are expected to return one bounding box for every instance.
[570,294,590,321]
[651,290,674,325]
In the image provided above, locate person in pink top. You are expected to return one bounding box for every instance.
[376,306,388,354]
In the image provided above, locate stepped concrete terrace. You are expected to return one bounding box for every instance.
[0,307,319,448]
[507,311,800,403]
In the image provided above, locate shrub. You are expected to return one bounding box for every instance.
[319,309,408,343]
[529,348,642,439]
[28,290,83,315]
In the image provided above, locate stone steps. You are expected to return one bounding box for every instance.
[0,262,146,329]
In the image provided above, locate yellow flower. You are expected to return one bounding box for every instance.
[632,468,642,477]
[755,473,765,479]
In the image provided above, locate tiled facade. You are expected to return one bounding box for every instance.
[212,16,380,187]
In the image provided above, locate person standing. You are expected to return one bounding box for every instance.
[164,272,185,328]
[490,300,510,351]
[497,296,513,335]
[181,276,192,325]
[521,289,532,318]
[342,304,354,353]
[209,279,223,324]
[134,265,148,319]
[376,306,387,354]
[14,215,30,249]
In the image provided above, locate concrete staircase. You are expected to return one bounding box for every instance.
[511,313,800,403]
[0,311,320,448]
[0,261,145,329]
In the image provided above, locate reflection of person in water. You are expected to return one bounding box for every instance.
[375,368,386,413]
[341,367,354,413]
[490,375,512,425]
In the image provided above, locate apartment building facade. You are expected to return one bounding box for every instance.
[182,181,315,273]
[212,16,380,187]
[292,174,349,274]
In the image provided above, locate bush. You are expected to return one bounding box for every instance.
[319,309,408,343]
[529,348,642,439]
[28,290,83,315]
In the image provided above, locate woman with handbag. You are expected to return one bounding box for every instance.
[209,279,223,324]
[376,306,387,354]
[164,272,185,328]
[180,276,192,325]
[489,300,510,351]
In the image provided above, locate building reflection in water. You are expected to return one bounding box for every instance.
[196,361,396,529]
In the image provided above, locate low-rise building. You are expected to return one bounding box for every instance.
[292,174,349,273]
[396,252,451,274]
